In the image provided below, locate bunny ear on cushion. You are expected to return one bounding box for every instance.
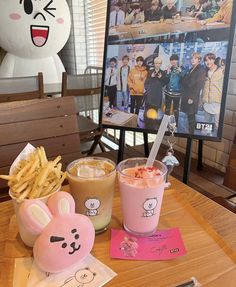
[47,191,75,216]
[19,200,53,235]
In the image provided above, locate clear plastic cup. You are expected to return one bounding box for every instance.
[66,157,116,234]
[117,158,167,236]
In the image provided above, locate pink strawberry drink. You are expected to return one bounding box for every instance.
[117,158,167,236]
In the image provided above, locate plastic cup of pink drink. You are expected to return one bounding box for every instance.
[117,158,167,237]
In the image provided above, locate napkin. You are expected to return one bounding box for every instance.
[13,257,33,287]
[13,254,117,287]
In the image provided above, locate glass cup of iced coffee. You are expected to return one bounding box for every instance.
[66,157,116,234]
[117,157,167,237]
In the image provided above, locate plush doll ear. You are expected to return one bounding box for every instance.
[19,200,52,235]
[47,191,75,216]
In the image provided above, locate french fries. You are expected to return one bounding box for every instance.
[0,147,66,201]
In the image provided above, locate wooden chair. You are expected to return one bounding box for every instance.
[0,72,44,103]
[212,196,236,214]
[61,71,106,155]
[84,66,103,74]
[0,97,81,192]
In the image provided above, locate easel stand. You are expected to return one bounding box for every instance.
[117,130,126,163]
[183,138,193,184]
[143,132,149,157]
[183,138,204,184]
[197,139,203,170]
[117,131,149,163]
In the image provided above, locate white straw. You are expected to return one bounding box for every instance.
[146,115,170,167]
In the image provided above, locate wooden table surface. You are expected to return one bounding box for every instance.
[109,20,229,42]
[1,177,236,286]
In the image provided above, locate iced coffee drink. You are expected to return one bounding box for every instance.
[67,157,116,234]
[117,158,167,236]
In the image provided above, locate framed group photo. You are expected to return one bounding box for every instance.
[100,0,236,140]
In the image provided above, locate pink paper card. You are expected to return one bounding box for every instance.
[110,228,186,260]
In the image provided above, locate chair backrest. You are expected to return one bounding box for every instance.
[0,97,81,189]
[0,72,44,103]
[84,66,103,74]
[61,72,102,114]
[62,72,102,96]
[213,196,236,214]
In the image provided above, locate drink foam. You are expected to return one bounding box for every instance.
[77,164,106,178]
[69,158,115,179]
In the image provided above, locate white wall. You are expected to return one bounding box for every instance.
[60,0,87,74]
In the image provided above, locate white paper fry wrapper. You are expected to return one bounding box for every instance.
[8,144,40,247]
[27,254,117,287]
[8,143,58,247]
[9,143,36,176]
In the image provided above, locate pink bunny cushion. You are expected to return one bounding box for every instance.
[19,191,95,273]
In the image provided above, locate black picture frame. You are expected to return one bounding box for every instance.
[100,0,236,141]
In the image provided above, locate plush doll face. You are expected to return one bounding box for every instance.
[19,192,95,273]
[34,214,95,273]
[0,0,71,58]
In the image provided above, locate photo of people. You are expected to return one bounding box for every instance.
[180,52,206,134]
[102,0,235,139]
[164,54,186,126]
[104,57,118,108]
[128,56,148,115]
[202,52,224,131]
[162,0,177,19]
[102,41,228,138]
[108,0,233,44]
[144,55,168,130]
[109,2,125,27]
[144,0,163,22]
[124,3,145,24]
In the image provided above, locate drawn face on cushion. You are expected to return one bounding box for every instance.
[33,215,94,273]
[0,0,71,58]
[50,227,81,255]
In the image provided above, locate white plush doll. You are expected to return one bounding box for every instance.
[0,0,71,83]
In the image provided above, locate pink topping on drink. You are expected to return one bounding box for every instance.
[123,166,162,178]
[120,166,164,188]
